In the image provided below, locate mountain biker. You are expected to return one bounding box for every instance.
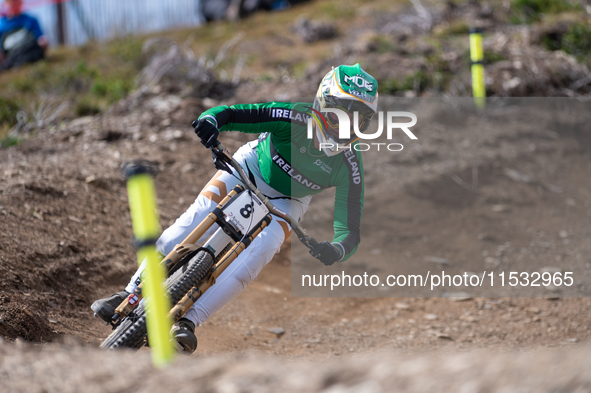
[0,0,48,70]
[92,63,378,353]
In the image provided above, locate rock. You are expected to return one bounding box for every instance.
[559,230,568,239]
[545,184,563,194]
[478,233,497,242]
[540,267,561,274]
[503,168,532,183]
[136,39,217,97]
[181,164,194,173]
[446,292,472,302]
[424,256,451,265]
[161,129,186,142]
[14,337,25,348]
[424,314,438,320]
[491,204,510,213]
[526,307,541,314]
[96,130,123,142]
[460,314,478,322]
[485,257,500,267]
[68,116,94,130]
[395,302,410,310]
[268,327,285,337]
[145,95,182,117]
[293,18,337,43]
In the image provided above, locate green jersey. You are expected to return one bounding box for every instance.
[199,101,364,261]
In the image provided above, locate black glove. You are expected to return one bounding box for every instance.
[211,149,232,174]
[192,118,219,148]
[310,241,343,266]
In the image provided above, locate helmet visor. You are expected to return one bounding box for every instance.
[324,97,376,133]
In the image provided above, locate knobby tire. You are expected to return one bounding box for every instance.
[100,250,214,350]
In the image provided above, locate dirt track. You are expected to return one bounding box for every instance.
[1,91,591,388]
[3,341,591,393]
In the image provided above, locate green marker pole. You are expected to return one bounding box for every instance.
[124,164,175,367]
[469,27,486,109]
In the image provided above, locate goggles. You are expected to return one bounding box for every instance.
[323,97,376,134]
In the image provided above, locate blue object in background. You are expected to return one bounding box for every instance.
[0,13,44,50]
[21,0,203,46]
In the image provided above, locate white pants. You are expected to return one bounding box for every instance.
[126,141,311,326]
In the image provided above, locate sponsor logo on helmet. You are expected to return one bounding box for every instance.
[344,74,374,92]
[349,90,368,98]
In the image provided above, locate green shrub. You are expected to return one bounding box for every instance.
[381,70,432,94]
[540,23,591,61]
[367,34,395,53]
[562,23,591,58]
[105,36,144,65]
[91,77,131,101]
[436,21,470,37]
[76,97,101,117]
[511,0,581,24]
[0,97,20,127]
[0,135,20,148]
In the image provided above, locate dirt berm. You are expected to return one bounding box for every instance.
[2,340,591,393]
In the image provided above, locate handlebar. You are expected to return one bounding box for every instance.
[210,143,319,250]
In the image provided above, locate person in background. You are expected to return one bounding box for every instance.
[0,0,48,70]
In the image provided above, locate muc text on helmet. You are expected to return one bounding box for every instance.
[307,109,418,152]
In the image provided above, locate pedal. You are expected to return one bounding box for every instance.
[172,339,185,353]
[93,312,111,326]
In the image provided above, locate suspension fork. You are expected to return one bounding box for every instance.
[111,185,244,324]
[168,214,272,322]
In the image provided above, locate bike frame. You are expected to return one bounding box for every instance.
[111,142,319,326]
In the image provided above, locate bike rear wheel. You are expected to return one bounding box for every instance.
[100,249,215,350]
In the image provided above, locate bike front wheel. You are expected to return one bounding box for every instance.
[100,249,215,350]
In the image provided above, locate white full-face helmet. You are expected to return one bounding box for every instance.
[311,63,379,156]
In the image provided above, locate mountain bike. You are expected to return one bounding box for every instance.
[99,141,319,350]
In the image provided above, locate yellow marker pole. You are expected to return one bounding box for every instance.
[470,27,486,109]
[124,164,175,367]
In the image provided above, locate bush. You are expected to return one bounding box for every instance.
[76,97,101,117]
[0,97,20,127]
[381,71,432,94]
[511,0,581,23]
[91,77,130,101]
[562,23,591,59]
[0,135,20,148]
[541,23,591,61]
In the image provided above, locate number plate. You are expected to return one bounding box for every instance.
[223,191,269,235]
